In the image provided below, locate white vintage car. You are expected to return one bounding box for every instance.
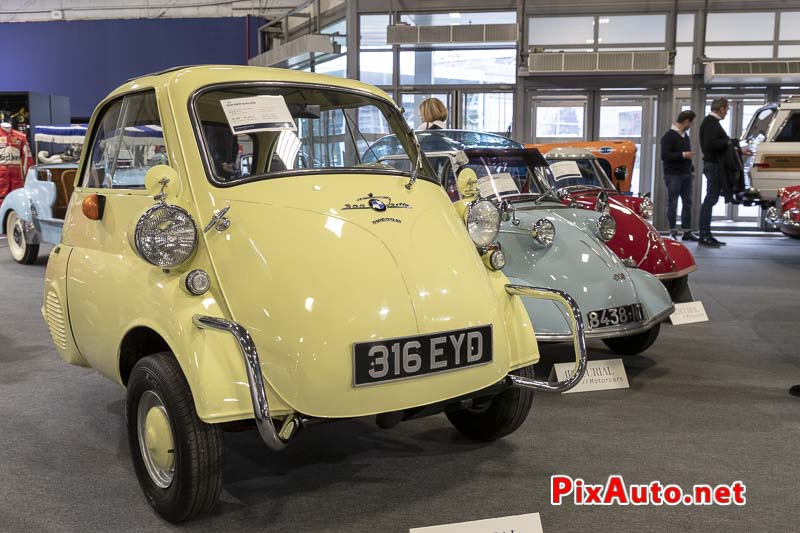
[742,99,800,201]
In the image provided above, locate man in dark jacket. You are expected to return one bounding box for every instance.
[660,110,697,241]
[699,98,732,247]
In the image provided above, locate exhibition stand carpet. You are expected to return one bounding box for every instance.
[0,237,797,531]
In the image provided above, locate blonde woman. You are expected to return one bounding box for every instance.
[418,97,447,130]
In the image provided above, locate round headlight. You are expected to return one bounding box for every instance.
[134,204,198,268]
[532,218,556,246]
[639,197,654,219]
[597,214,616,241]
[466,200,501,247]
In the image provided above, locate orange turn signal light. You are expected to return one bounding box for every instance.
[82,194,105,221]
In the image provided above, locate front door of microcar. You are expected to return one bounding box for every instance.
[63,90,176,379]
[186,84,517,418]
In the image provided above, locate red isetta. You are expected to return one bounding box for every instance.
[535,146,697,303]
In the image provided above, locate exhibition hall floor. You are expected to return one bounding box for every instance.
[0,237,797,532]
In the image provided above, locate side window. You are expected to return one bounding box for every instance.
[773,111,800,143]
[743,107,777,141]
[81,91,168,189]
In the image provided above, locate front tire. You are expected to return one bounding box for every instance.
[445,364,535,442]
[126,352,223,523]
[602,323,660,355]
[5,211,39,264]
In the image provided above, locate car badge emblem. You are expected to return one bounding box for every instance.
[369,198,387,212]
[613,273,626,282]
[342,193,411,212]
[599,146,614,155]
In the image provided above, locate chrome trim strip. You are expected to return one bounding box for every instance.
[504,284,588,393]
[534,305,675,342]
[192,314,289,451]
[654,265,698,280]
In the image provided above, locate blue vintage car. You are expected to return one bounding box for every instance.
[2,124,166,264]
[1,125,86,264]
[367,132,674,355]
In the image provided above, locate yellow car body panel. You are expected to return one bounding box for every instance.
[45,66,542,423]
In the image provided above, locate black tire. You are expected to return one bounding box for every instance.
[779,228,800,239]
[602,323,661,355]
[445,364,535,442]
[5,211,39,264]
[126,352,223,523]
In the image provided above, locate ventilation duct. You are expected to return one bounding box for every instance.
[528,51,671,74]
[249,34,339,67]
[387,23,517,45]
[704,60,800,84]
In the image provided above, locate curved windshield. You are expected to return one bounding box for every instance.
[460,151,548,201]
[193,84,431,184]
[544,157,615,190]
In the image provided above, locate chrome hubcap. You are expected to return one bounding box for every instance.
[137,390,175,488]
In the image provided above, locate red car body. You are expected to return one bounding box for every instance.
[541,146,697,302]
[766,185,800,238]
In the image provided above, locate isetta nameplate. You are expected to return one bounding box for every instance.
[669,301,709,325]
[410,512,544,533]
[550,358,629,394]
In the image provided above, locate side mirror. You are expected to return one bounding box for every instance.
[144,165,180,201]
[457,168,479,199]
[613,166,627,184]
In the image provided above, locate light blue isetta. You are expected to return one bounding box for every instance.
[2,124,166,264]
[1,125,86,264]
[366,136,674,355]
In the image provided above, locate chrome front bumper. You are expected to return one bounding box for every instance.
[533,305,674,343]
[194,285,589,447]
[766,206,800,228]
[192,315,298,451]
[504,284,588,393]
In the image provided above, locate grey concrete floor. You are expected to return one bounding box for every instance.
[0,236,798,532]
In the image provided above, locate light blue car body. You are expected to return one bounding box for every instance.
[1,163,75,249]
[367,131,674,343]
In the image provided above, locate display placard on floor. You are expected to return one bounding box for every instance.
[669,301,709,325]
[550,358,629,394]
[410,512,544,533]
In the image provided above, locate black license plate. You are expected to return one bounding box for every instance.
[353,325,493,386]
[587,304,644,329]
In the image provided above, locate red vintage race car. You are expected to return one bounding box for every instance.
[538,146,697,303]
[766,185,800,238]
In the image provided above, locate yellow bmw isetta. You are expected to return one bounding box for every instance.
[42,66,586,522]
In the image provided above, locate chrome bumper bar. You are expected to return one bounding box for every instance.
[192,315,297,451]
[534,305,674,342]
[504,284,588,393]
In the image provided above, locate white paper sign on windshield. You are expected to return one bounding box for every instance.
[477,172,519,199]
[220,95,296,135]
[550,160,583,181]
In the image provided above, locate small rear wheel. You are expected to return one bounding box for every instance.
[127,352,223,523]
[602,323,660,355]
[6,211,39,264]
[445,364,535,442]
